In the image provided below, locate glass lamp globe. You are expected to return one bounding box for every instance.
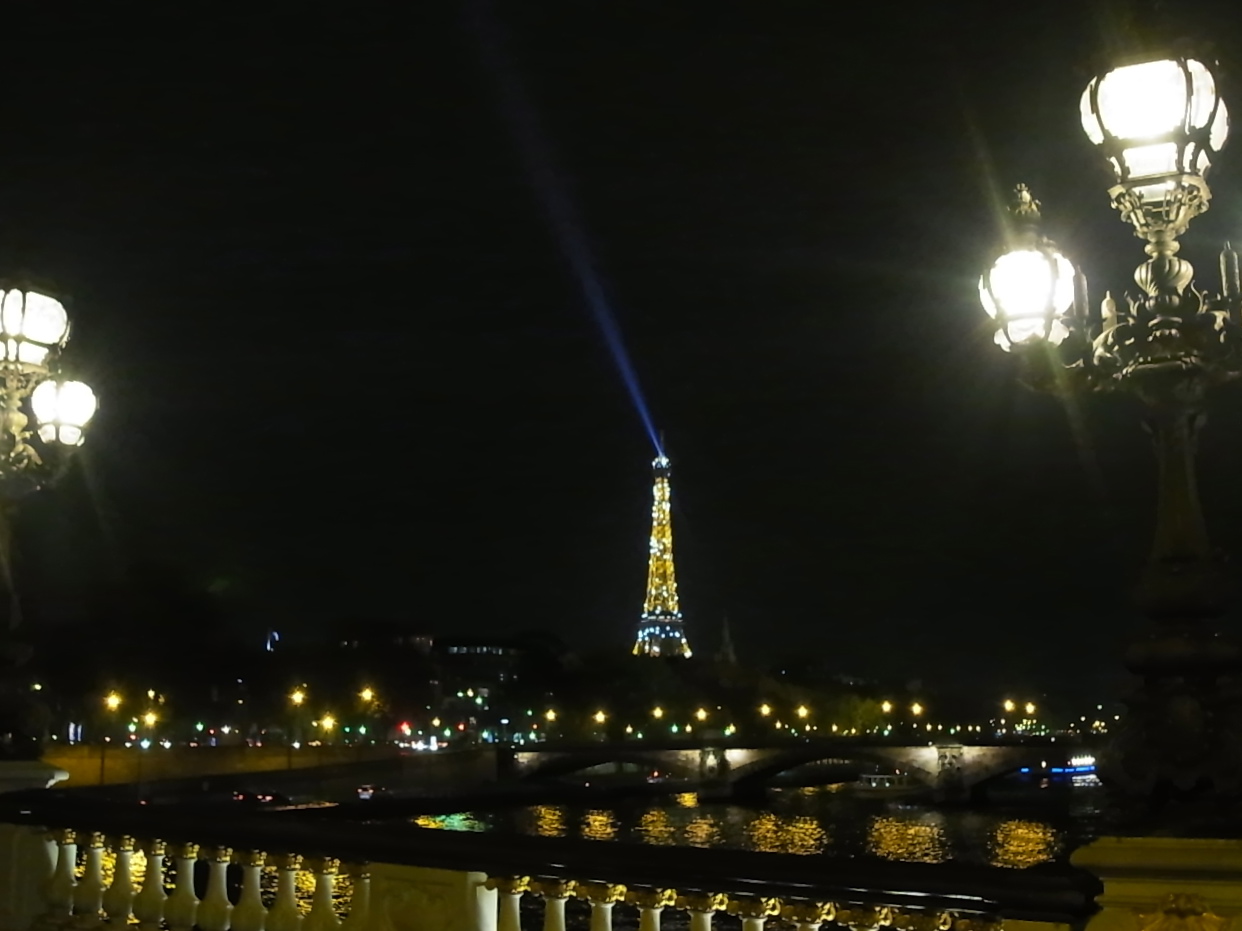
[1080,56,1229,200]
[31,379,96,446]
[979,248,1076,351]
[0,289,69,368]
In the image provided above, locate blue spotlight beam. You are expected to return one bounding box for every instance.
[466,0,663,457]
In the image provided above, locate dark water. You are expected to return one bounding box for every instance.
[410,783,1109,868]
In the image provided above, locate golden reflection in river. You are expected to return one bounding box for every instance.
[674,792,699,808]
[990,819,1059,868]
[867,815,949,864]
[683,815,722,848]
[528,804,570,838]
[636,809,677,845]
[745,813,828,855]
[581,810,618,841]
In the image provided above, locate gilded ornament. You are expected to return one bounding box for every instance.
[486,875,531,895]
[677,891,728,913]
[1139,894,1228,931]
[627,887,676,909]
[728,895,782,919]
[783,900,836,923]
[577,881,627,905]
[531,878,576,899]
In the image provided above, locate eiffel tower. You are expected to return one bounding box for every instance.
[632,454,692,658]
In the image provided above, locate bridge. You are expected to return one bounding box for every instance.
[504,737,1084,802]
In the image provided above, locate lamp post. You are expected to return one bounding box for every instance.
[979,52,1241,800]
[101,692,121,786]
[286,688,306,768]
[0,283,96,760]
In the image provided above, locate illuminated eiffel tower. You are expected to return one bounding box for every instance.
[633,453,692,658]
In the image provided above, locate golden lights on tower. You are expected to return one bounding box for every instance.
[633,453,693,658]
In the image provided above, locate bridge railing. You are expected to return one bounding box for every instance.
[0,790,1099,931]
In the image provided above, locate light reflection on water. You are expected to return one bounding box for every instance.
[868,814,948,863]
[991,819,1060,868]
[411,784,1098,867]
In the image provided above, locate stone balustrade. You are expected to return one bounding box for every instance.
[0,790,1100,931]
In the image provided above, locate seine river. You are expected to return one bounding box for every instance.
[410,782,1109,868]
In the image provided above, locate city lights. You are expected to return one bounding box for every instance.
[142,712,157,728]
[759,704,771,717]
[911,703,924,717]
[545,709,557,723]
[695,708,708,722]
[360,687,376,703]
[881,701,892,714]
[104,692,121,712]
[593,710,607,725]
[652,706,665,719]
[321,714,336,732]
[1003,699,1016,713]
[796,705,809,720]
[290,689,305,707]
[1025,702,1037,716]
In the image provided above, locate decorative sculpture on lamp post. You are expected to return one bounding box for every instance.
[978,54,1242,803]
[0,280,97,759]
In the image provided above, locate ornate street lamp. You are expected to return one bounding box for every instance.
[0,283,96,500]
[979,51,1242,800]
[0,281,96,761]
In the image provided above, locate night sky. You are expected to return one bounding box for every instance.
[8,2,1242,700]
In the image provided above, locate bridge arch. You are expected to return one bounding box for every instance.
[726,747,938,794]
[511,748,700,782]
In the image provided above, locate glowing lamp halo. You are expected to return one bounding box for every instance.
[979,245,1077,352]
[0,286,71,370]
[1080,55,1229,189]
[31,379,97,447]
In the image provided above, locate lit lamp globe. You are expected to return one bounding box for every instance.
[978,247,1077,351]
[31,380,97,446]
[0,288,69,369]
[1080,56,1229,203]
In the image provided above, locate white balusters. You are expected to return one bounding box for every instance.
[44,828,77,922]
[132,840,167,931]
[679,893,728,931]
[266,853,304,931]
[488,876,529,931]
[727,896,782,931]
[72,831,105,929]
[303,857,341,931]
[782,901,834,930]
[339,864,370,931]
[164,842,201,931]
[101,836,136,924]
[532,878,575,931]
[198,845,234,931]
[628,888,675,931]
[231,850,268,931]
[578,882,626,931]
